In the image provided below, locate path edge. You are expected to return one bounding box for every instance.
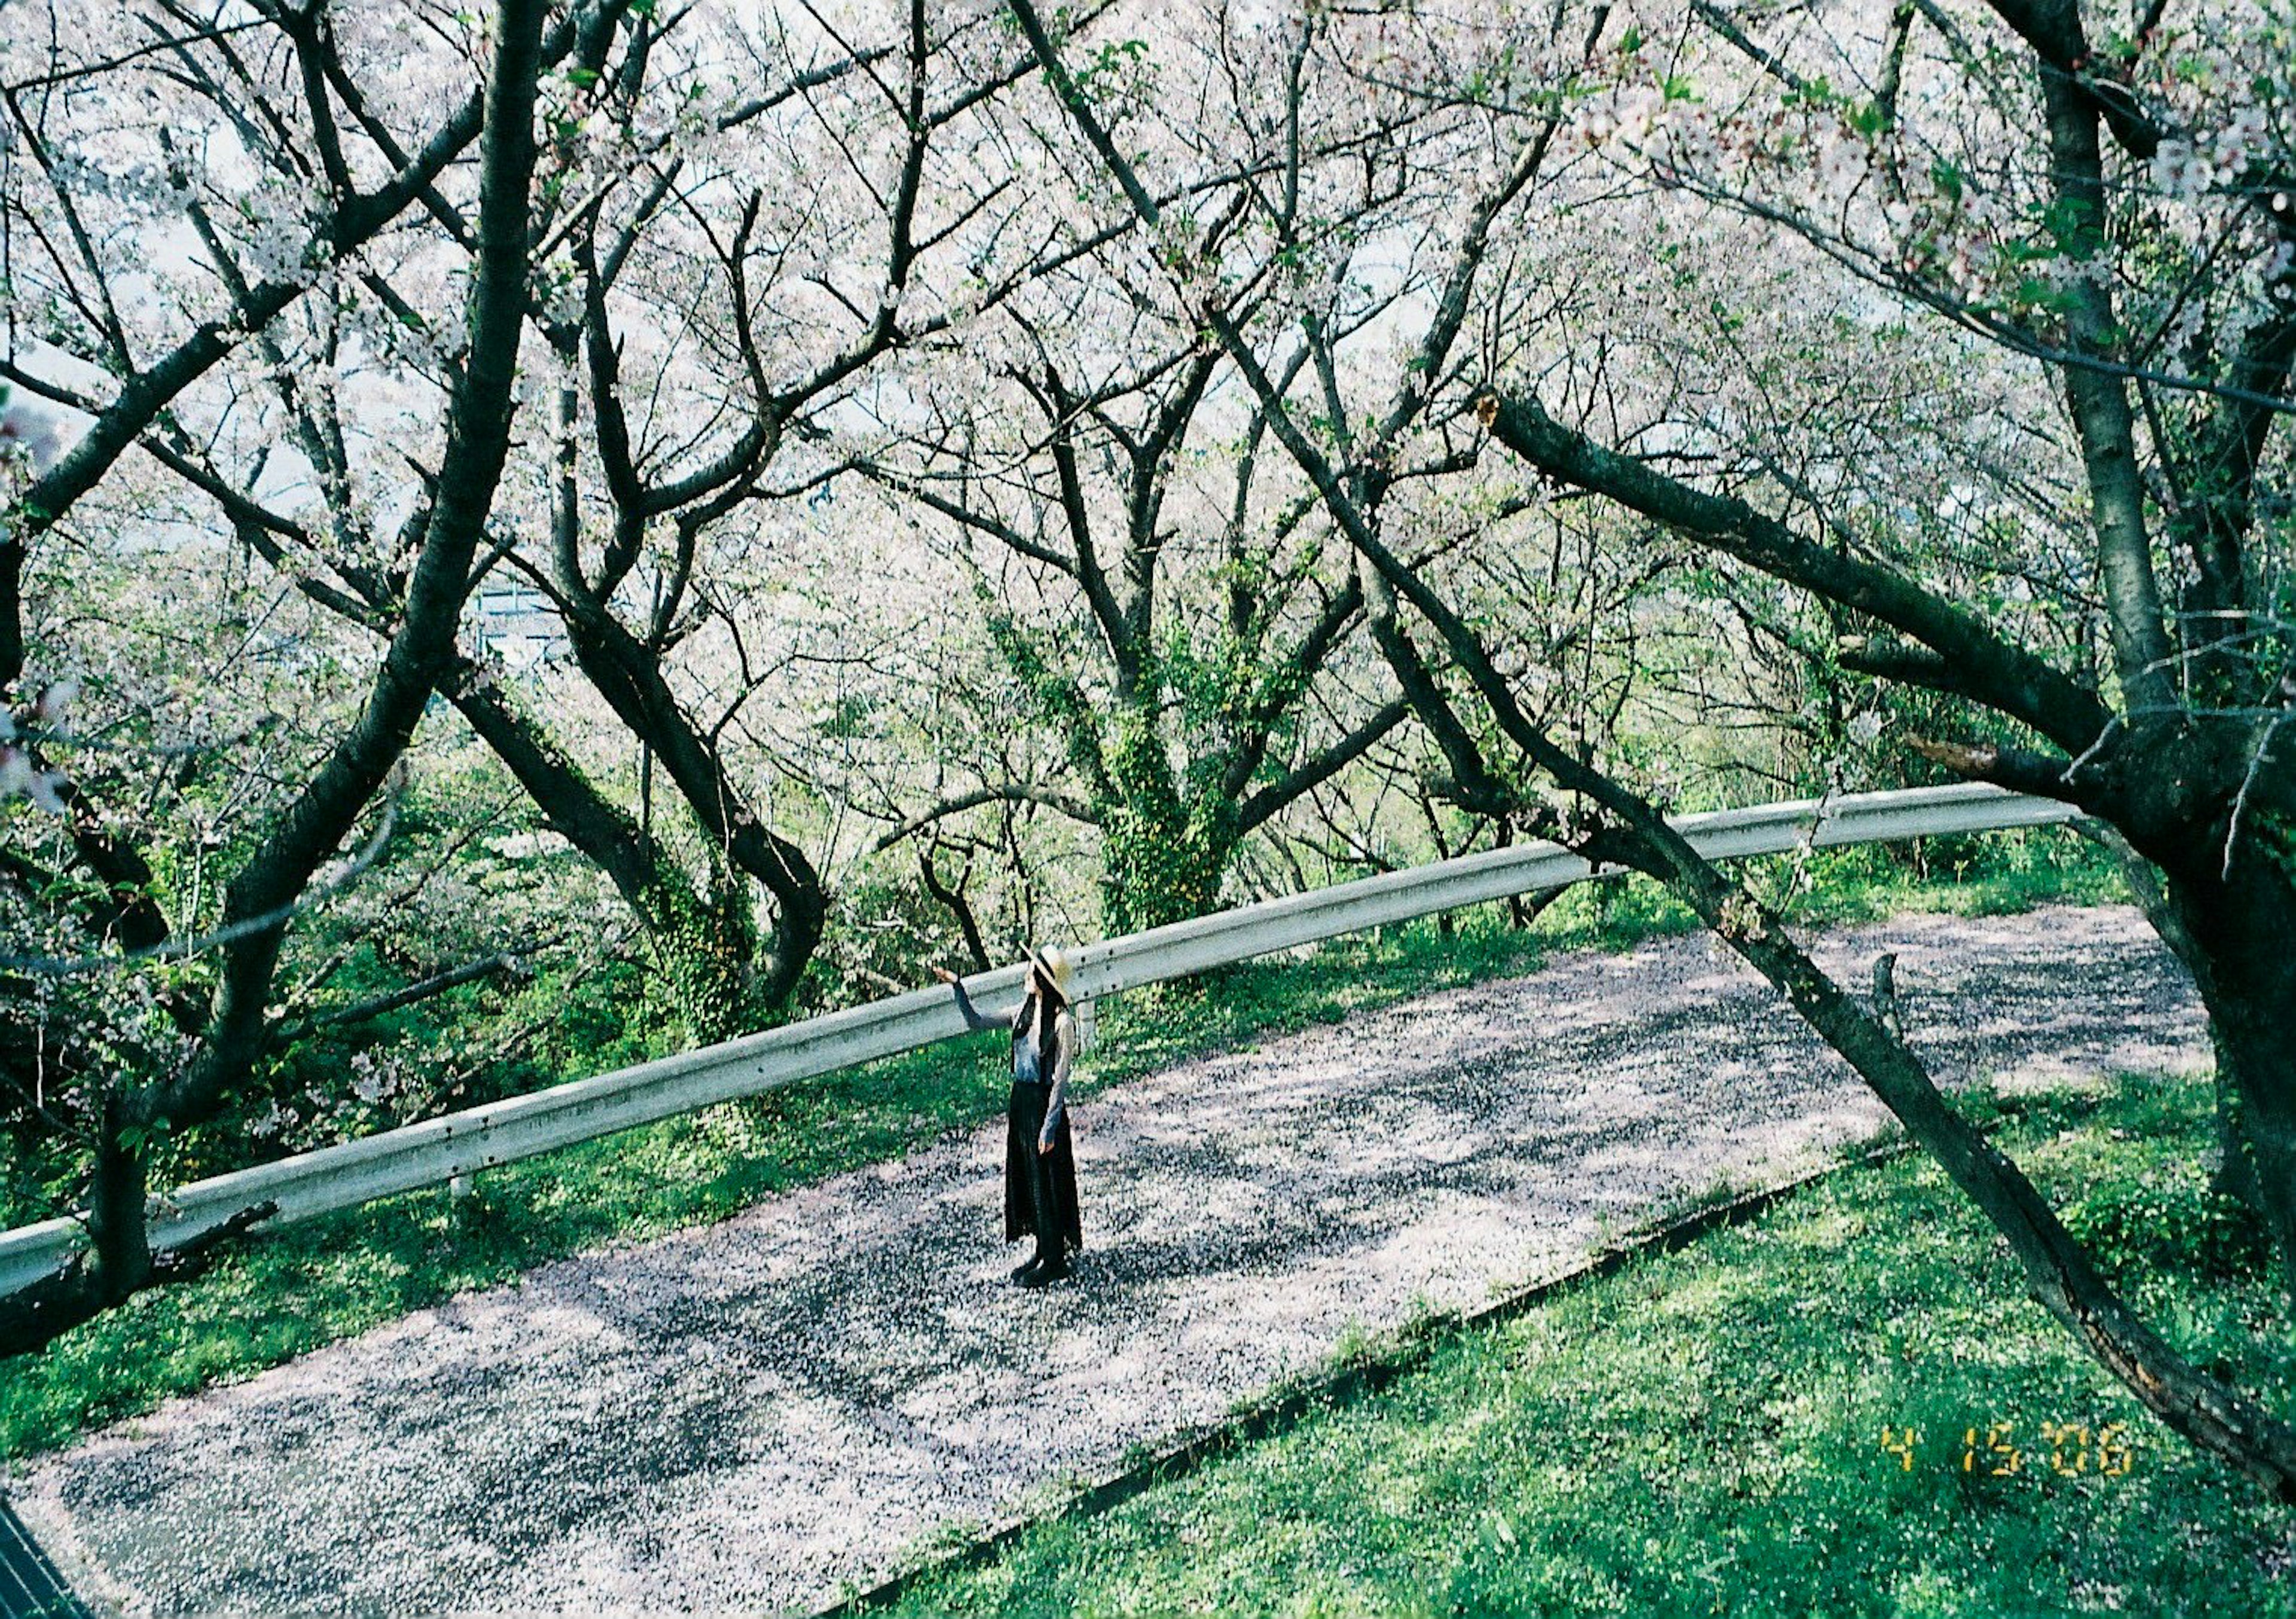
[809,1131,1926,1618]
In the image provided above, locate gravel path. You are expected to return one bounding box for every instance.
[11,905,2204,1617]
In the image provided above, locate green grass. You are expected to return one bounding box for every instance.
[0,828,2121,1462]
[872,1078,2294,1619]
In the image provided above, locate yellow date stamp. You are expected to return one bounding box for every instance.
[1879,1423,2136,1477]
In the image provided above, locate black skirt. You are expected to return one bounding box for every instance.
[1004,1078,1082,1252]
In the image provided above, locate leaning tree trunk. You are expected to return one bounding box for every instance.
[444,664,761,1047]
[1697,876,2296,1502]
[2,0,548,1360]
[1563,787,2296,1502]
[1341,482,2296,1499]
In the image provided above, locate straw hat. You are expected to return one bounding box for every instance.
[1026,945,1074,999]
[1028,945,1093,1050]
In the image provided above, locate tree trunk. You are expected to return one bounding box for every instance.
[636,857,759,1048]
[1,1108,276,1358]
[1591,814,2296,1502]
[2078,823,2268,1212]
[0,1101,151,1356]
[2163,862,2296,1296]
[2209,1029,2268,1215]
[1096,699,1236,935]
[444,665,758,1047]
[1099,805,1232,935]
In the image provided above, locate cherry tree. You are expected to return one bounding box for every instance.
[1011,0,2296,1497]
[840,0,1690,933]
[850,286,1412,935]
[60,2,1133,1045]
[1485,0,2296,1276]
[0,0,584,1355]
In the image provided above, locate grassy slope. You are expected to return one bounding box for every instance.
[1,835,2122,1463]
[879,1078,2294,1618]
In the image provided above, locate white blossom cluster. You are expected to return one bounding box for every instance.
[41,143,193,219]
[1556,1,2294,357]
[2139,10,2294,207]
[236,178,336,288]
[0,680,75,814]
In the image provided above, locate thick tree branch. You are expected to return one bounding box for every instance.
[1981,0,2161,159]
[871,783,1100,853]
[279,952,529,1041]
[1903,735,2086,799]
[1479,394,2117,756]
[2034,61,2178,717]
[0,2,609,691]
[157,0,554,1127]
[1235,697,1412,835]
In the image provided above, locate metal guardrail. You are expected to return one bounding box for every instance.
[0,782,2078,1295]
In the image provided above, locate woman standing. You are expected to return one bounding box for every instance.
[934,948,1083,1287]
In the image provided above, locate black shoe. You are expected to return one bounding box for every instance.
[1018,1254,1070,1288]
[1009,1253,1045,1283]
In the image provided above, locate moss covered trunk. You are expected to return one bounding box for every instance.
[634,859,760,1048]
[1097,704,1238,936]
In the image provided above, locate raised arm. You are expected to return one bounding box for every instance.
[1039,1009,1077,1154]
[933,966,1010,1032]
